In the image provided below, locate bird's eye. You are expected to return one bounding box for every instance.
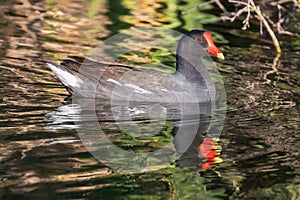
[197,38,202,42]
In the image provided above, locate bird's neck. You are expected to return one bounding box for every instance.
[175,57,202,85]
[175,40,208,86]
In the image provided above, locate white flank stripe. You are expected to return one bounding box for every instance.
[160,88,169,92]
[107,78,122,86]
[47,63,82,88]
[124,83,153,94]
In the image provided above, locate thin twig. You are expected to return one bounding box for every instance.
[214,0,228,14]
[188,0,299,57]
[242,0,251,30]
[250,1,281,56]
[228,0,249,6]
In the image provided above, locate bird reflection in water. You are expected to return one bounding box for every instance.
[47,97,222,172]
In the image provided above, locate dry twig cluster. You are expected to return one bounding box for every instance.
[205,0,300,56]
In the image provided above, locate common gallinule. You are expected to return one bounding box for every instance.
[45,30,224,103]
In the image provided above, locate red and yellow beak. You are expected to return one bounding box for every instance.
[203,32,225,60]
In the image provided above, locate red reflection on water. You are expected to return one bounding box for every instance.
[198,137,222,171]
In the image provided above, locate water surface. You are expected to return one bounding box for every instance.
[0,0,299,199]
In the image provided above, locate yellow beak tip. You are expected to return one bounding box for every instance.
[217,53,225,60]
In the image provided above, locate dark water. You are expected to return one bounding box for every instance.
[1,0,299,199]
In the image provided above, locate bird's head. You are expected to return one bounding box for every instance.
[186,30,224,59]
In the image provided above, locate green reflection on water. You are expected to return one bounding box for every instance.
[37,0,300,199]
[172,167,227,200]
[86,0,102,18]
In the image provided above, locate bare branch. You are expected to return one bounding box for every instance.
[228,0,249,6]
[242,0,251,30]
[221,7,248,22]
[213,0,228,14]
[250,1,281,55]
[190,0,300,57]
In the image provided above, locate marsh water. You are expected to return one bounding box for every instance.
[0,0,299,199]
